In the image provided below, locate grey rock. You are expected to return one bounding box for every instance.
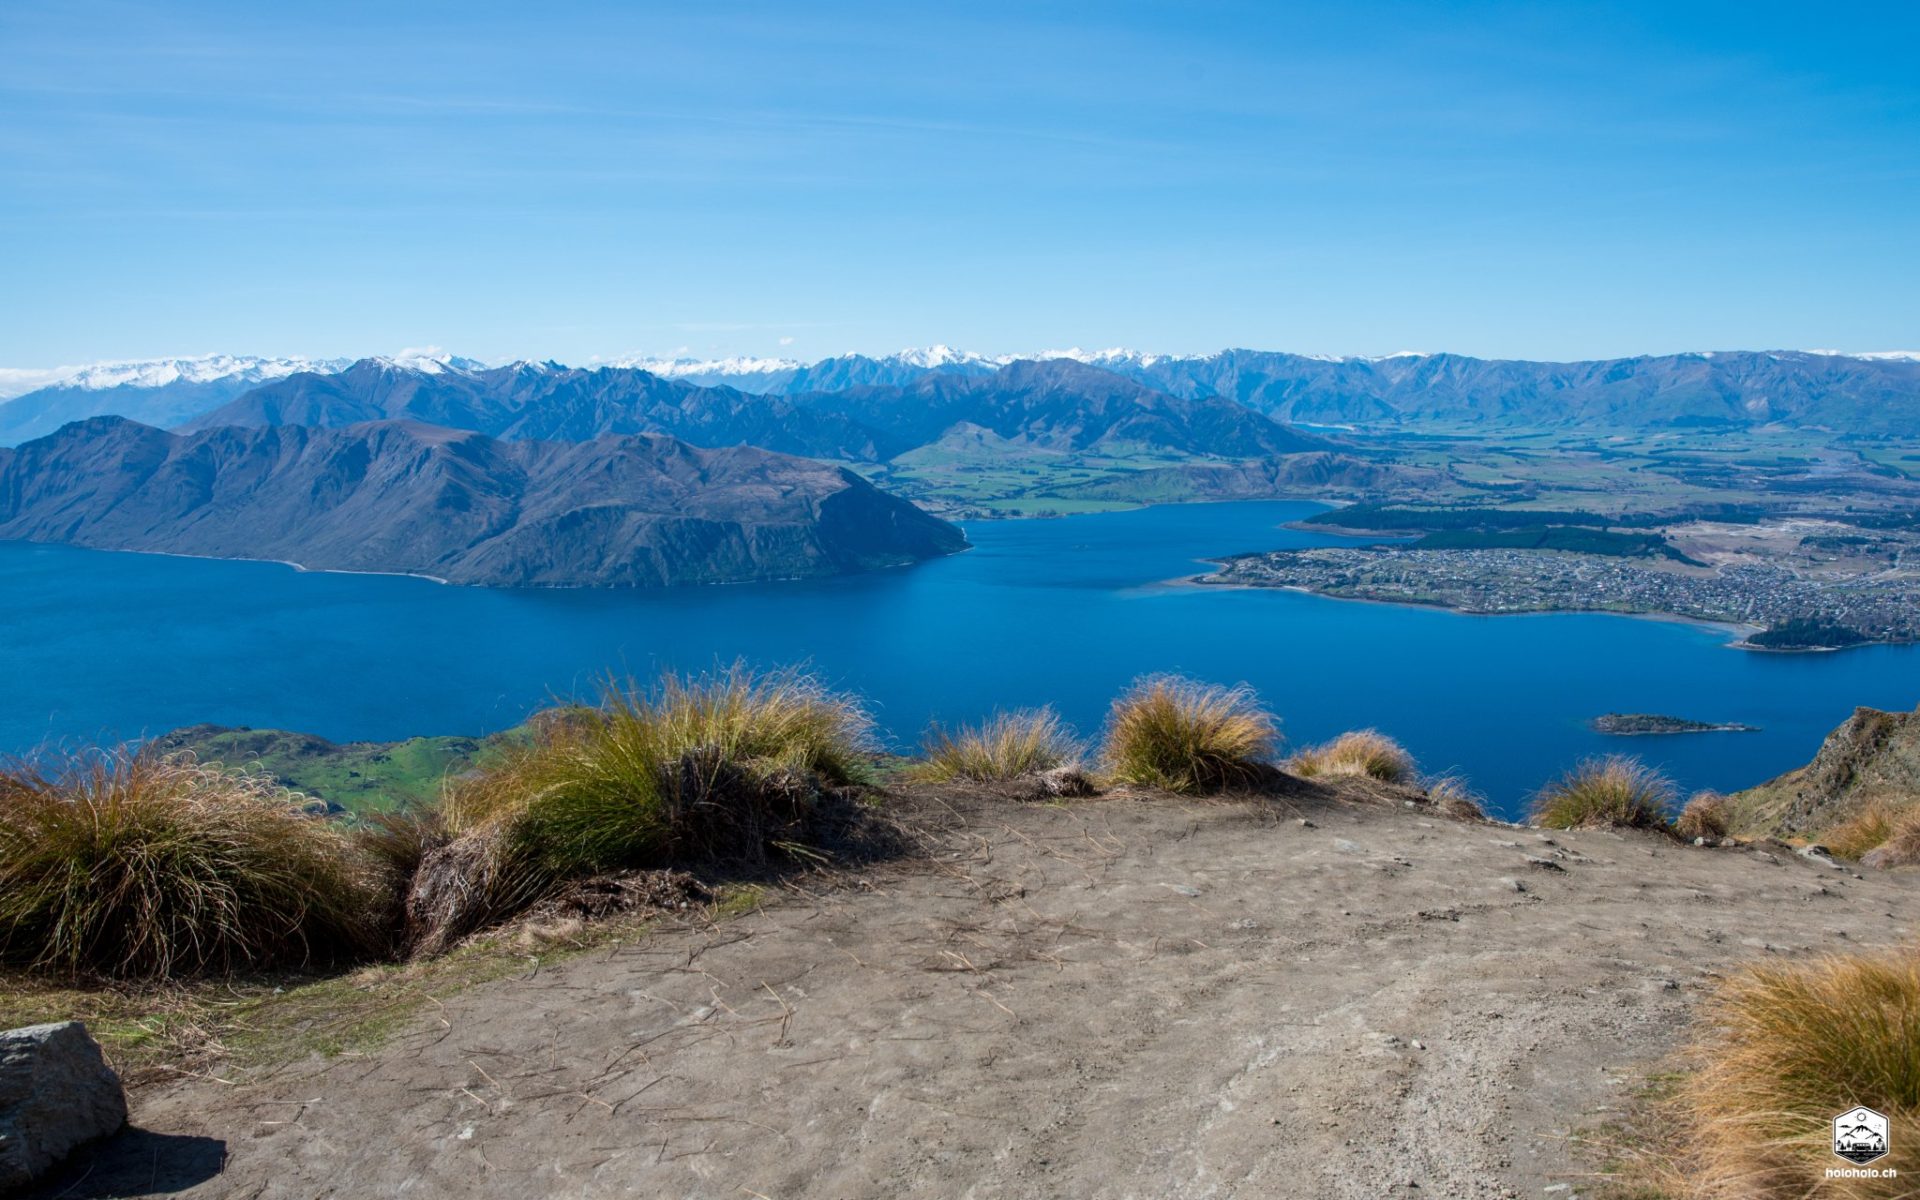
[1035,766,1096,799]
[0,1021,128,1190]
[1798,844,1846,870]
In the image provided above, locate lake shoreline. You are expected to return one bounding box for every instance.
[7,500,1915,816]
[1183,571,1770,647]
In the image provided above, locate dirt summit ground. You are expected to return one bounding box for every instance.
[49,783,1920,1200]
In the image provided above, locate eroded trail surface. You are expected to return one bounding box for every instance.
[62,790,1920,1199]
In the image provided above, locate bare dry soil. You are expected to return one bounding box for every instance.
[46,783,1920,1199]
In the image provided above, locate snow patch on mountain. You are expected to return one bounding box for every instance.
[373,348,491,375]
[0,354,348,401]
[606,354,804,378]
[1804,349,1920,363]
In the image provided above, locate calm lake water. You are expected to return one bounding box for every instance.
[2,500,1915,818]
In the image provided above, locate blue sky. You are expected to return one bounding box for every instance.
[2,0,1916,365]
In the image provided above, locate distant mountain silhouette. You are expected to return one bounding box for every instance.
[1100,349,1920,432]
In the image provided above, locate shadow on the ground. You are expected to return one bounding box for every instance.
[24,1127,226,1198]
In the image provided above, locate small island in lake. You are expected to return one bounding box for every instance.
[1591,712,1760,735]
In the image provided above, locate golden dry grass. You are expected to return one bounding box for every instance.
[1672,948,1920,1197]
[1531,756,1675,833]
[1674,791,1733,842]
[0,751,385,980]
[1823,805,1901,862]
[1290,729,1416,783]
[1425,775,1487,820]
[1860,815,1920,869]
[1098,675,1277,794]
[912,707,1081,782]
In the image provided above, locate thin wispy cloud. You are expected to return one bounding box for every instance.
[1,0,1915,363]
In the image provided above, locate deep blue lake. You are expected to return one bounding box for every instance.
[3,500,1915,818]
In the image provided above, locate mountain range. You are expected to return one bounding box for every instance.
[184,357,1328,460]
[1100,349,1920,432]
[0,354,351,445]
[4,346,1917,448]
[0,417,966,587]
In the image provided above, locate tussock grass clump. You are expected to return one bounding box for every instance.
[1674,948,1920,1196]
[1290,729,1416,783]
[1674,791,1732,841]
[414,666,874,952]
[1860,815,1920,869]
[1530,756,1675,833]
[1099,675,1277,795]
[445,666,872,866]
[912,707,1081,782]
[1425,776,1486,821]
[0,751,385,980]
[1822,804,1900,862]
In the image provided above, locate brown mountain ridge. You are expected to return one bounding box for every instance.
[0,417,966,587]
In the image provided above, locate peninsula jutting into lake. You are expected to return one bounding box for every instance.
[1200,512,1920,651]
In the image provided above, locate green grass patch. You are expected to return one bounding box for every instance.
[152,725,514,814]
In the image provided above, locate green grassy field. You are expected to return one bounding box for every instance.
[858,422,1920,528]
[153,725,515,813]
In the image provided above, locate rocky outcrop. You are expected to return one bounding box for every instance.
[0,417,967,587]
[1730,705,1920,836]
[0,1021,128,1189]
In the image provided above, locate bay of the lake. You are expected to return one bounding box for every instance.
[3,500,1913,818]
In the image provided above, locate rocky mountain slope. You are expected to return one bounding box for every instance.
[0,417,965,587]
[1730,704,1920,836]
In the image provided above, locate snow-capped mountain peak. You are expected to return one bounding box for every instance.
[605,354,804,379]
[0,354,347,400]
[890,345,998,369]
[1031,347,1179,368]
[371,348,490,375]
[1804,349,1920,363]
